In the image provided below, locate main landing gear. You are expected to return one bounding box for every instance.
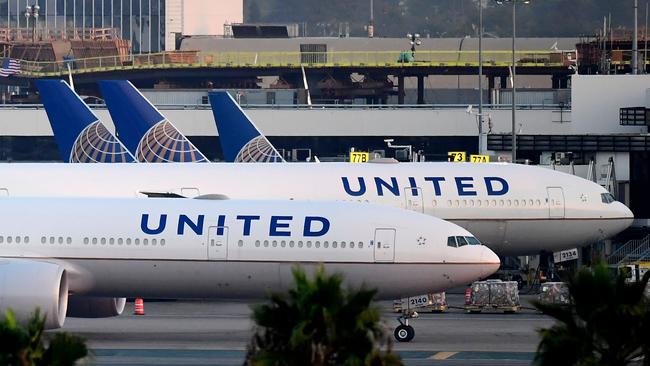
[394,310,418,342]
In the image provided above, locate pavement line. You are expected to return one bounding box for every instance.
[428,351,458,360]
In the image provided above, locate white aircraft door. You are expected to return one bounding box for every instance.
[207,226,228,260]
[547,187,565,218]
[374,229,396,262]
[404,187,424,213]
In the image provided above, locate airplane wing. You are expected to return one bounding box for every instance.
[208,91,285,163]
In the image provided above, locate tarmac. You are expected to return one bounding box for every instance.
[56,294,554,366]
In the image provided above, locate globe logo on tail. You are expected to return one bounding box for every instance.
[136,120,208,163]
[235,136,283,163]
[70,121,134,163]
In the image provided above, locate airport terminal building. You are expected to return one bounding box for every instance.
[0,0,243,52]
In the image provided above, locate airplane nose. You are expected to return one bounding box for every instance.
[614,202,634,229]
[480,246,501,278]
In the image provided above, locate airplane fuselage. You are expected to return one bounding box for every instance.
[0,162,633,255]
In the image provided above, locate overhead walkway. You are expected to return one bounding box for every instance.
[13,49,573,78]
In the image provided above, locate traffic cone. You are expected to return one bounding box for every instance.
[134,298,145,315]
[464,287,472,306]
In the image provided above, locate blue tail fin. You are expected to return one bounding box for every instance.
[36,79,135,163]
[99,80,208,163]
[208,91,284,163]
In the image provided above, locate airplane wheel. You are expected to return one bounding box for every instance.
[394,324,415,342]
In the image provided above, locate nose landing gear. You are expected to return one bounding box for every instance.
[394,310,418,342]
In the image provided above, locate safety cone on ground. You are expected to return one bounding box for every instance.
[464,287,472,306]
[134,297,145,315]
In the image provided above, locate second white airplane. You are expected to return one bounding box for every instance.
[0,162,632,255]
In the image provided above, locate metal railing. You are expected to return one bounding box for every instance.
[0,103,570,111]
[15,49,575,78]
[608,235,650,265]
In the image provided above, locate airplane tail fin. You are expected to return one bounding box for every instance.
[208,91,284,163]
[99,80,208,162]
[35,79,135,163]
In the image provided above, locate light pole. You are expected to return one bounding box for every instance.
[24,3,40,43]
[407,33,422,56]
[478,1,486,155]
[496,0,530,163]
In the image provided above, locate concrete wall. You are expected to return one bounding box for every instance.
[0,106,581,137]
[571,75,650,134]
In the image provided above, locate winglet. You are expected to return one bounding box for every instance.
[36,79,135,163]
[99,80,208,162]
[208,91,284,162]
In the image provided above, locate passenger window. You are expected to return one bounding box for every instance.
[15,236,20,244]
[135,239,140,246]
[160,239,166,246]
[350,242,355,248]
[263,240,269,247]
[466,236,482,245]
[126,238,131,245]
[100,238,106,245]
[255,240,260,247]
[7,237,12,244]
[49,237,55,244]
[315,241,320,248]
[281,240,286,248]
[41,236,46,244]
[306,241,312,248]
[83,237,89,245]
[143,239,148,246]
[298,241,304,248]
[109,238,115,245]
[456,236,469,247]
[272,240,277,247]
[330,241,335,248]
[323,241,328,248]
[289,240,295,248]
[152,238,157,246]
[358,242,363,248]
[118,238,123,245]
[447,236,457,248]
[65,237,71,245]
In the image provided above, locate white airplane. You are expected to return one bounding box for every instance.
[0,162,633,255]
[0,196,499,343]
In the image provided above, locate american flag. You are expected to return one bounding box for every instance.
[0,58,20,78]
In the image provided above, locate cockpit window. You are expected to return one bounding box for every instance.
[447,236,457,248]
[456,236,469,247]
[601,193,616,204]
[466,236,482,245]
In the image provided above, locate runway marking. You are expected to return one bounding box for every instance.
[428,351,458,360]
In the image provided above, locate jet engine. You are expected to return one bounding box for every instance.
[0,259,68,329]
[67,296,126,318]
